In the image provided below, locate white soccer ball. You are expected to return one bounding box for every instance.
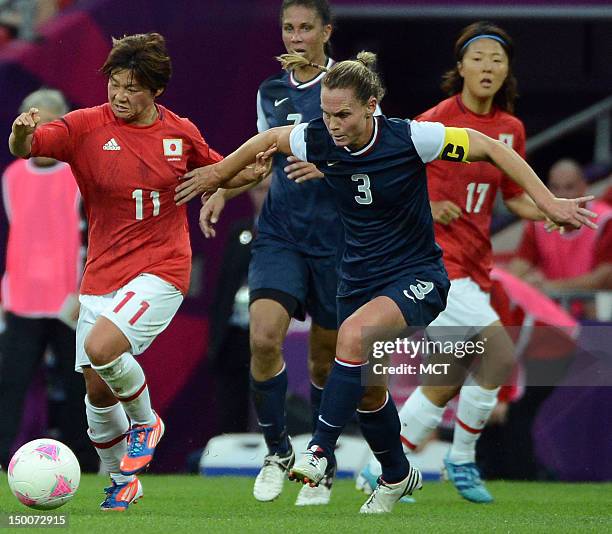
[7,438,80,510]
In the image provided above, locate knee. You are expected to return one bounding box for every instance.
[84,334,113,367]
[481,340,516,386]
[308,338,336,387]
[358,386,388,412]
[423,385,458,407]
[250,323,283,367]
[493,348,515,383]
[337,320,366,362]
[308,357,333,388]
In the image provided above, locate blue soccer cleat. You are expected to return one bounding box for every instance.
[442,457,493,503]
[100,477,143,511]
[120,411,165,476]
[355,462,416,504]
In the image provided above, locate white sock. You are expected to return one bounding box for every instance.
[449,380,499,464]
[85,395,133,482]
[398,386,445,452]
[92,353,155,426]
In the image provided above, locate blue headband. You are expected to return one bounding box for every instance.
[460,34,508,56]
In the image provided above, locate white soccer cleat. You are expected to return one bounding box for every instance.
[359,466,423,514]
[295,464,335,506]
[288,446,328,486]
[253,445,295,502]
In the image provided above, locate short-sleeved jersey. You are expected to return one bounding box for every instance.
[256,59,341,256]
[418,95,526,292]
[290,115,463,295]
[30,103,222,295]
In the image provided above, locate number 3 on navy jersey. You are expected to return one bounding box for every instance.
[352,174,373,205]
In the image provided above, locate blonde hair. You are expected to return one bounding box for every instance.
[277,50,385,104]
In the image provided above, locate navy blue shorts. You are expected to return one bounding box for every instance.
[336,264,450,328]
[248,238,338,330]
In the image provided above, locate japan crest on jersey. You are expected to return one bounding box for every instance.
[163,139,183,157]
[498,133,514,148]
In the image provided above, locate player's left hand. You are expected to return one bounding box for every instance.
[541,195,598,230]
[284,156,324,183]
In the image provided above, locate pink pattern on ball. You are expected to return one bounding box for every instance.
[8,454,18,476]
[50,475,73,498]
[15,491,37,506]
[34,443,60,461]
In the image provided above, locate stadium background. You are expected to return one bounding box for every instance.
[0,0,610,475]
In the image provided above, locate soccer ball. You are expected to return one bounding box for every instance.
[7,438,80,510]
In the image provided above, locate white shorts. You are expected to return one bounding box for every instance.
[75,273,183,372]
[427,277,499,341]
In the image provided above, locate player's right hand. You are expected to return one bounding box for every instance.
[430,200,462,225]
[199,190,226,238]
[12,107,40,136]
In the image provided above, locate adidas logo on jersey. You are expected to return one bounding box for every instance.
[103,138,121,151]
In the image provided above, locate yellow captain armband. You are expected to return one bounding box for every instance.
[438,127,470,163]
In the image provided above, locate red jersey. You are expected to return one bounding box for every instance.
[417,95,526,292]
[31,103,222,295]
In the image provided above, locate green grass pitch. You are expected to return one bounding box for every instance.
[1,475,611,533]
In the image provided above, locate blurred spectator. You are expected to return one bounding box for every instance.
[0,88,96,471]
[508,159,612,310]
[0,0,73,42]
[207,179,270,435]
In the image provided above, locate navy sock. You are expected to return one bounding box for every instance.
[358,393,410,484]
[251,368,289,455]
[309,360,365,460]
[310,383,323,433]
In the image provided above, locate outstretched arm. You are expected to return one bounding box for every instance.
[174,126,295,205]
[465,129,597,230]
[504,193,545,221]
[217,145,276,190]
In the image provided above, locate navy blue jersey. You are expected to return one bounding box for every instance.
[290,115,457,295]
[256,59,340,256]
